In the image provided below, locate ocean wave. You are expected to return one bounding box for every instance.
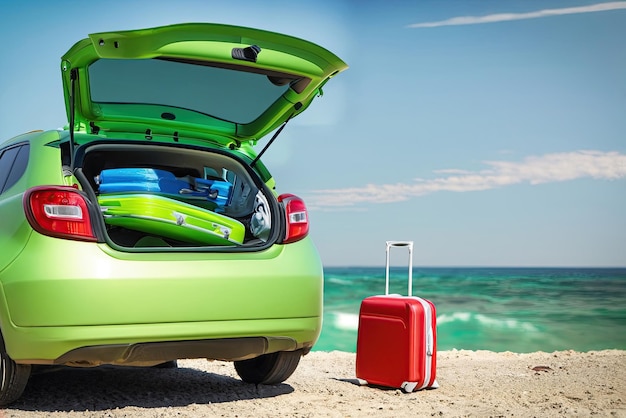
[437,312,472,324]
[331,312,360,331]
[329,310,539,333]
[438,312,538,332]
[326,277,353,286]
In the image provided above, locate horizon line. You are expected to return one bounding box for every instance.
[322,265,626,269]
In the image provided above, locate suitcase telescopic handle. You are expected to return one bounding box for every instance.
[385,241,413,296]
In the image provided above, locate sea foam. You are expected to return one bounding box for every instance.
[439,312,538,332]
[332,312,360,330]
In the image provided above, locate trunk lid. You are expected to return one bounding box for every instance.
[61,23,347,146]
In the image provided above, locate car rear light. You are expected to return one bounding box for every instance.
[278,193,310,244]
[23,186,97,242]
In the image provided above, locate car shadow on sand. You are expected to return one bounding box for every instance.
[10,365,294,412]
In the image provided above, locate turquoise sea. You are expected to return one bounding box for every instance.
[314,267,626,353]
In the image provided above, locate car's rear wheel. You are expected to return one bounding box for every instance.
[234,350,302,384]
[0,334,31,406]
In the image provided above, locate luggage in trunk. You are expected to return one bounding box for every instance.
[98,193,245,246]
[96,168,232,209]
[355,241,438,392]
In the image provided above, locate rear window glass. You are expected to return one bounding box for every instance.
[88,58,297,124]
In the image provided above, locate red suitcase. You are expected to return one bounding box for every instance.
[356,241,438,392]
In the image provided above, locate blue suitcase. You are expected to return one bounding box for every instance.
[96,168,232,209]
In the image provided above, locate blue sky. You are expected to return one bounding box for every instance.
[1,0,624,267]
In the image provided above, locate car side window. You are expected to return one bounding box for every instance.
[0,144,29,195]
[3,144,29,193]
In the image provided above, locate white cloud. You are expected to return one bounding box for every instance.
[306,151,626,208]
[407,2,626,28]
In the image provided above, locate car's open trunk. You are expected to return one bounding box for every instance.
[74,141,278,249]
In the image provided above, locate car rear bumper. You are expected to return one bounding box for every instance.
[8,317,320,365]
[0,234,323,363]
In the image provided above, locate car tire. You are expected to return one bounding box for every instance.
[0,334,31,406]
[234,350,302,384]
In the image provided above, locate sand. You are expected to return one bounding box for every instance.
[2,349,625,417]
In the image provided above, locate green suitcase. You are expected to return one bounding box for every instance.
[98,193,245,246]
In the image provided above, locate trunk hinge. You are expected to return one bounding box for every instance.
[251,112,294,168]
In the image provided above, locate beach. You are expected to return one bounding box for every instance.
[3,349,625,417]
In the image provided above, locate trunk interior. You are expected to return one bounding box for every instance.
[75,142,276,249]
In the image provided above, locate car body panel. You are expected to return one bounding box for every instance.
[0,229,323,361]
[3,235,322,327]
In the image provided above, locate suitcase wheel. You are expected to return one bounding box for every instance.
[401,381,418,393]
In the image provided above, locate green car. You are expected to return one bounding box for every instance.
[0,23,346,405]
